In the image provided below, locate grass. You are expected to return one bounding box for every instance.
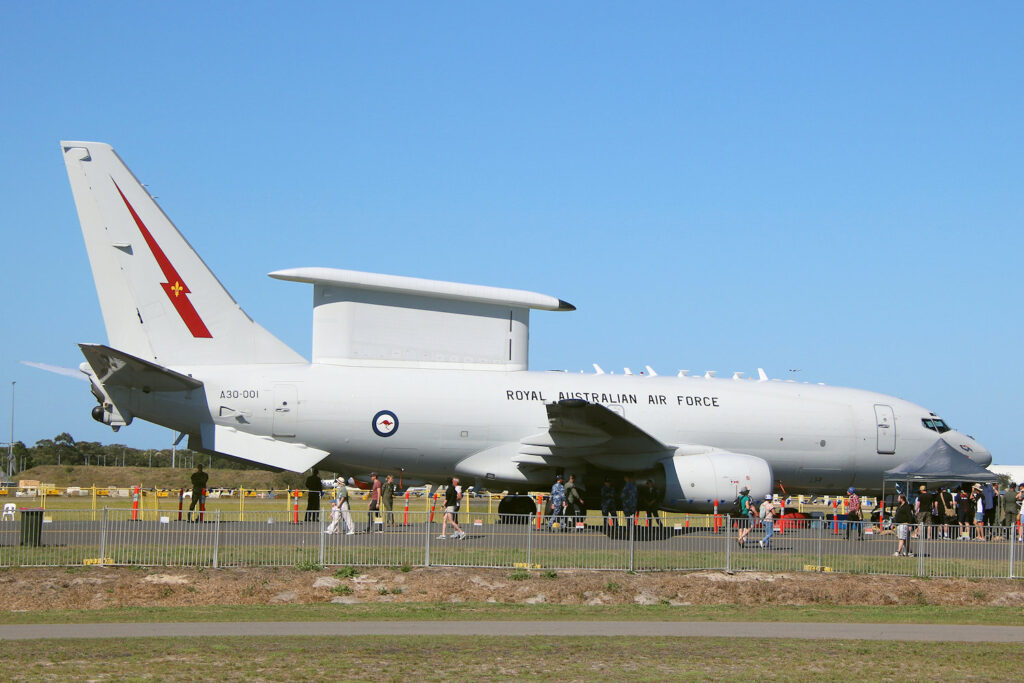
[2,602,1022,625]
[0,635,1020,681]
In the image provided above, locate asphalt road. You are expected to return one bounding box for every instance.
[2,621,1023,642]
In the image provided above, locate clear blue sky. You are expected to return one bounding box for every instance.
[2,3,1021,463]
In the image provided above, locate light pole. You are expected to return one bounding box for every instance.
[8,381,14,479]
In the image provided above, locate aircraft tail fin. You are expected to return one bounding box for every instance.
[61,141,304,366]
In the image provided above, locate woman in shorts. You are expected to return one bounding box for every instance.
[972,488,986,541]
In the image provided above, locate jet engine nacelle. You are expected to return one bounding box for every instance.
[659,452,773,513]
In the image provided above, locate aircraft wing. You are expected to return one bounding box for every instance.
[518,399,672,466]
[193,424,328,473]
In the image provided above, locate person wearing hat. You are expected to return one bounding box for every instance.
[548,474,567,531]
[758,494,776,549]
[325,476,355,535]
[970,485,986,540]
[845,487,863,541]
[736,486,756,547]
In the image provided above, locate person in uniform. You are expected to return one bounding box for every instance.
[640,479,663,527]
[620,474,638,523]
[187,464,208,522]
[305,468,323,522]
[564,474,584,527]
[600,477,618,527]
[382,474,397,527]
[548,475,566,530]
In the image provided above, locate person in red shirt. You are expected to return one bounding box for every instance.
[846,487,863,540]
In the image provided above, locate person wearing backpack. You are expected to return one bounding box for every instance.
[736,487,756,547]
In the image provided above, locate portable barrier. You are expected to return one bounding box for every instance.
[3,508,1024,578]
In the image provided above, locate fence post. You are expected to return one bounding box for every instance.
[917,524,924,577]
[212,510,220,569]
[1009,525,1016,579]
[424,513,431,567]
[628,515,635,572]
[725,514,732,572]
[318,511,325,567]
[99,507,108,566]
[527,513,533,567]
[816,514,823,570]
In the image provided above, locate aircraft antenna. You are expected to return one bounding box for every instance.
[592,363,605,375]
[645,365,657,376]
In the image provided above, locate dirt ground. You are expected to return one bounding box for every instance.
[2,566,1023,611]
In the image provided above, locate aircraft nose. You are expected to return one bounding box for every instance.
[943,432,992,467]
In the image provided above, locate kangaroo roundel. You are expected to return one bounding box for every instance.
[372,410,399,437]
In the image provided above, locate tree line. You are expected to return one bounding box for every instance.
[5,433,259,475]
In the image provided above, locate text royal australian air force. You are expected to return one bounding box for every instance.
[505,389,720,407]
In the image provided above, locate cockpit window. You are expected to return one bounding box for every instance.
[922,418,951,434]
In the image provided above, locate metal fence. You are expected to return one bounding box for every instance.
[1,509,1021,579]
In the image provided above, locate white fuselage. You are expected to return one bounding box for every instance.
[121,362,991,495]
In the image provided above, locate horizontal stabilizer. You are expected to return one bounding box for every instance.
[196,424,328,473]
[79,343,203,392]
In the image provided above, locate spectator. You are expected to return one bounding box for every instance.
[758,495,775,549]
[326,476,355,535]
[938,487,955,539]
[600,477,618,527]
[846,487,863,540]
[640,479,663,528]
[972,486,986,541]
[438,477,466,540]
[956,487,972,539]
[187,464,208,523]
[736,486,756,547]
[564,474,584,527]
[1017,484,1024,542]
[304,468,323,522]
[382,474,397,527]
[993,482,1008,539]
[366,472,382,532]
[621,474,638,524]
[548,475,566,531]
[914,485,934,539]
[981,482,996,528]
[892,493,915,557]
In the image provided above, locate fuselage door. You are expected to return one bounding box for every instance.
[874,404,896,454]
[273,384,298,437]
